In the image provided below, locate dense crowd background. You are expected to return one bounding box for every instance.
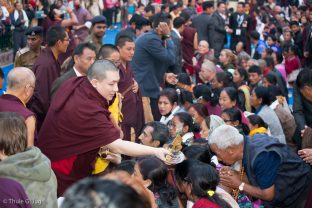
[1,0,312,207]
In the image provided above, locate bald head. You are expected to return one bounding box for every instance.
[7,67,35,91]
[87,59,119,81]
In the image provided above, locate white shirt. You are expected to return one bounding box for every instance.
[73,67,83,77]
[1,6,9,21]
[172,28,181,39]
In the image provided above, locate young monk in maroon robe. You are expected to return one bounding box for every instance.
[0,67,36,146]
[116,37,144,142]
[37,60,170,196]
[28,25,69,130]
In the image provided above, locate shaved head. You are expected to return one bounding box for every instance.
[7,67,35,90]
[87,59,119,81]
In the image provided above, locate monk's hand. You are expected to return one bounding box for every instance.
[220,169,241,189]
[132,79,139,93]
[165,73,178,85]
[298,148,312,165]
[105,152,122,164]
[154,148,172,162]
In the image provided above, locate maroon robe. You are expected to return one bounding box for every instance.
[37,77,120,196]
[181,26,197,65]
[28,47,61,130]
[0,94,34,119]
[118,63,144,142]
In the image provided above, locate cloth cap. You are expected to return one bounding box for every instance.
[91,16,107,26]
[25,26,43,36]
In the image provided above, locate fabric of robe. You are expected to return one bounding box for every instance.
[27,47,61,130]
[37,77,120,196]
[118,63,144,142]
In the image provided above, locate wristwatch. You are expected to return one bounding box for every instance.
[239,182,245,191]
[164,34,171,39]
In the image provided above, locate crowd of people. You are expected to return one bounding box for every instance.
[1,0,312,207]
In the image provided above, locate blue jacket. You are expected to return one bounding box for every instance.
[131,31,176,98]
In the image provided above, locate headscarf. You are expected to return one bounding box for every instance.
[207,115,225,140]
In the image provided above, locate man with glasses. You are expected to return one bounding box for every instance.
[50,42,96,98]
[28,25,69,130]
[14,26,44,71]
[85,16,107,53]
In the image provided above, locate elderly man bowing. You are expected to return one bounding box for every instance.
[37,60,170,196]
[209,125,311,208]
[0,67,36,146]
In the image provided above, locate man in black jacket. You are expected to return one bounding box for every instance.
[229,2,251,50]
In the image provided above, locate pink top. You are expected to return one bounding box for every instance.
[275,64,287,82]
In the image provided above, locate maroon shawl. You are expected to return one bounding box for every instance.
[37,77,120,161]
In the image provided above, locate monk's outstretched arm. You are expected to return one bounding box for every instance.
[106,139,170,161]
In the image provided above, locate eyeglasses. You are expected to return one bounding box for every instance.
[223,119,233,123]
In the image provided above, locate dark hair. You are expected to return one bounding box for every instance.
[217,1,225,8]
[179,11,190,21]
[46,25,66,47]
[288,44,299,56]
[193,85,219,106]
[178,73,192,86]
[296,68,312,89]
[253,86,270,105]
[222,87,238,102]
[222,108,250,135]
[182,145,214,165]
[144,121,170,147]
[174,112,195,132]
[144,4,155,14]
[113,160,136,175]
[264,72,277,86]
[189,103,209,118]
[215,72,234,88]
[267,85,283,104]
[237,2,245,7]
[137,157,177,206]
[173,17,185,29]
[62,178,148,208]
[159,88,179,105]
[248,65,262,75]
[48,4,58,21]
[70,43,96,67]
[136,16,151,30]
[268,34,277,42]
[152,13,171,28]
[203,1,214,10]
[274,52,284,64]
[265,56,275,68]
[236,68,248,82]
[250,31,260,40]
[290,20,299,27]
[97,44,119,59]
[174,160,230,208]
[247,114,268,129]
[116,36,134,48]
[0,112,28,157]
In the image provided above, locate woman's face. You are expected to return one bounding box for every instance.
[198,41,209,54]
[219,51,228,64]
[158,96,175,116]
[188,107,204,125]
[211,77,223,89]
[200,120,209,139]
[219,91,236,110]
[169,116,185,138]
[250,90,262,108]
[233,70,243,84]
[221,112,234,126]
[133,163,150,188]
